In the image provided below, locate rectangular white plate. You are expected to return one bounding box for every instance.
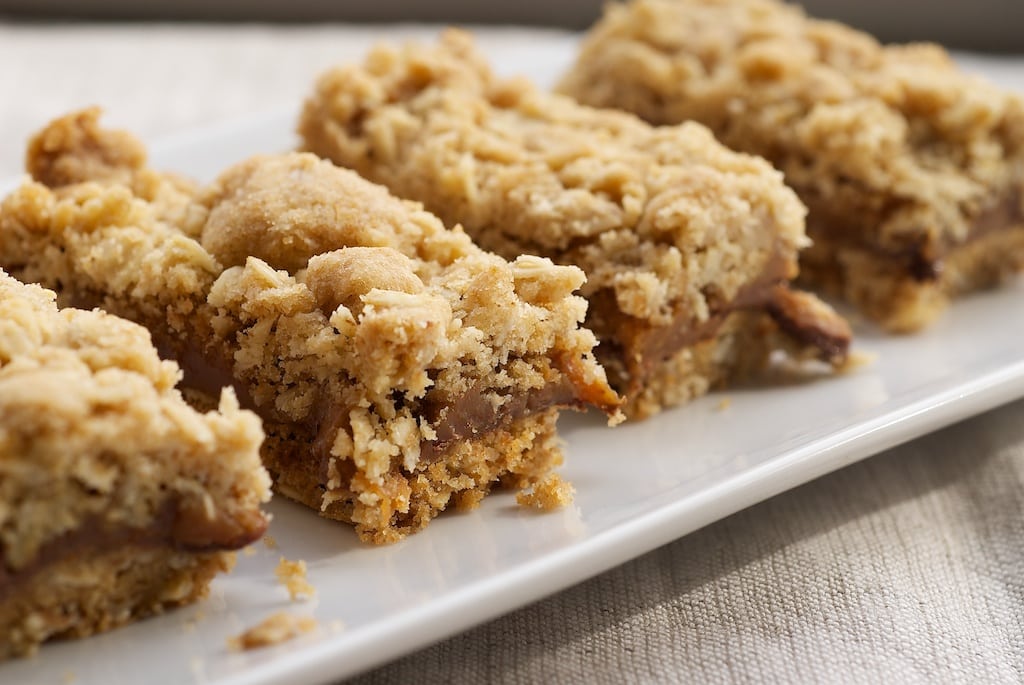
[3,42,1024,685]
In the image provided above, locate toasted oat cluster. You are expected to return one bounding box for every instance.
[560,0,1024,332]
[300,30,850,418]
[0,269,270,658]
[0,109,619,544]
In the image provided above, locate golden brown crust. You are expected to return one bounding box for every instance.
[299,30,850,415]
[2,546,234,660]
[0,109,617,543]
[27,106,147,189]
[560,0,1024,331]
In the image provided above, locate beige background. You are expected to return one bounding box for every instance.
[2,1,1024,50]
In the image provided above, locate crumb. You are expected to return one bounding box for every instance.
[226,612,317,651]
[516,474,575,511]
[263,535,278,550]
[62,671,76,684]
[838,350,877,374]
[328,619,346,633]
[242,546,257,557]
[716,397,732,411]
[452,489,486,512]
[275,558,315,601]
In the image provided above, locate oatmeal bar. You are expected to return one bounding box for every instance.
[299,30,851,418]
[0,109,619,544]
[560,0,1024,332]
[0,270,270,658]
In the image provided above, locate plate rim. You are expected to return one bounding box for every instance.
[223,355,1024,684]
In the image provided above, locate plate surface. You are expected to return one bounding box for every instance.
[3,42,1024,685]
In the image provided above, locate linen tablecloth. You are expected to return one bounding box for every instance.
[2,23,1022,683]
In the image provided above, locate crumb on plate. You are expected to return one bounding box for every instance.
[227,612,317,651]
[839,350,877,374]
[275,558,315,601]
[516,474,575,511]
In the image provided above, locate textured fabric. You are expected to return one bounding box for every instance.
[0,22,577,172]
[354,399,1024,683]
[2,23,1023,684]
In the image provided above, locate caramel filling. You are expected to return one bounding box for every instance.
[587,251,849,396]
[806,188,1024,283]
[763,285,852,362]
[0,499,267,600]
[154,326,614,484]
[418,352,617,462]
[60,275,614,498]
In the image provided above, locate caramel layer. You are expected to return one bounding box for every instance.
[0,500,267,600]
[806,189,1023,283]
[154,324,608,479]
[588,250,849,397]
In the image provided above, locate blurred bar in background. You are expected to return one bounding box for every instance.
[1,0,1022,52]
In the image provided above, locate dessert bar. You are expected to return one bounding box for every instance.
[0,109,619,544]
[299,31,851,417]
[560,0,1024,331]
[0,270,269,658]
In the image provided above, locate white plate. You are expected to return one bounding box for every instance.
[4,45,1024,685]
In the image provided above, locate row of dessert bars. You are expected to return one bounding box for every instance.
[559,0,1024,332]
[2,0,1021,657]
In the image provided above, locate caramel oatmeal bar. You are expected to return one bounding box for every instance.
[560,0,1024,332]
[0,109,619,544]
[0,269,270,658]
[299,31,851,418]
